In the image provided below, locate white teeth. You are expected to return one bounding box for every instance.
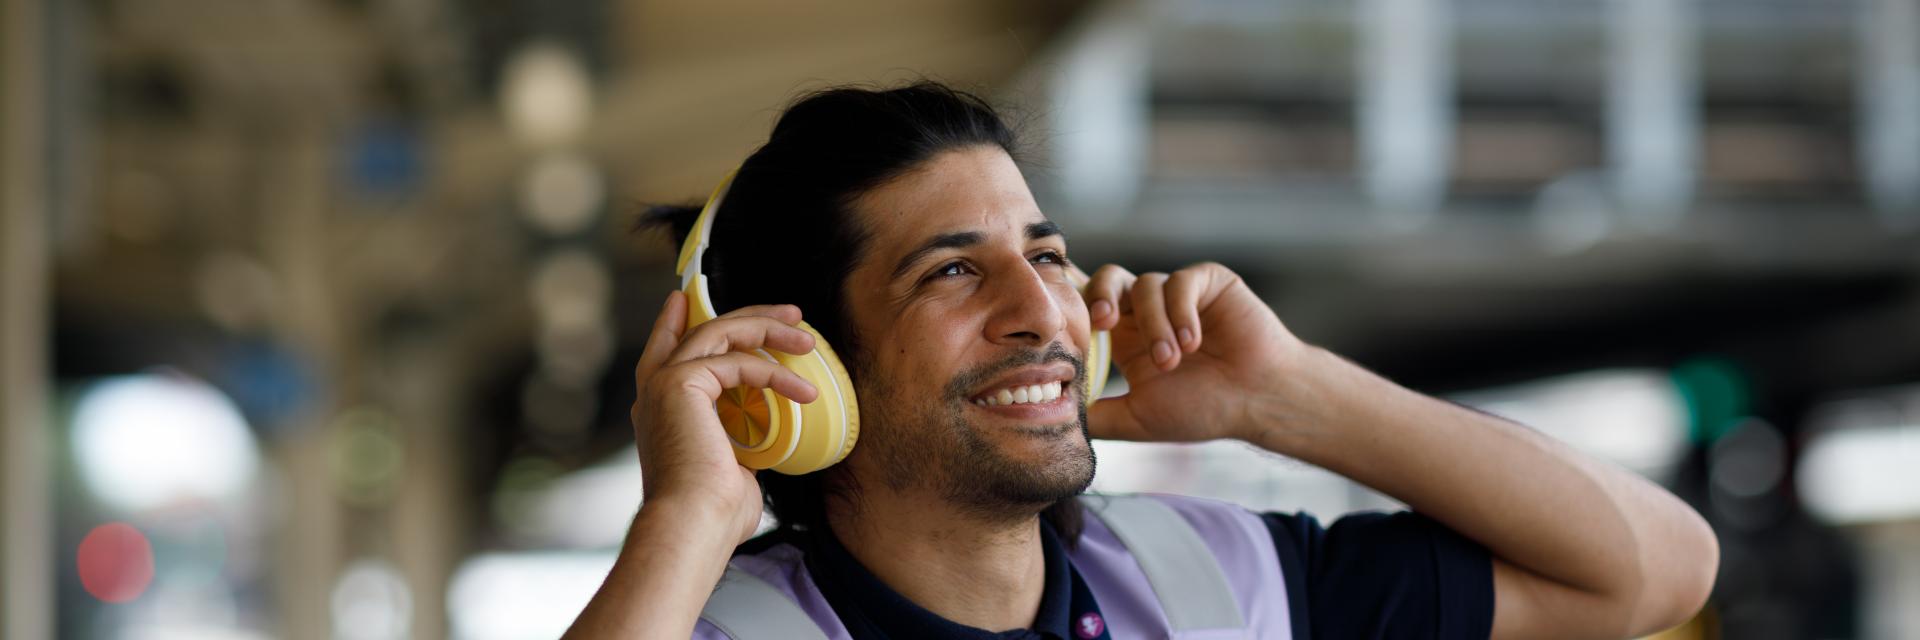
[977,381,1067,407]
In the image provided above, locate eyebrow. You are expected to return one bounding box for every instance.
[890,231,982,281]
[888,220,1066,282]
[1026,220,1063,241]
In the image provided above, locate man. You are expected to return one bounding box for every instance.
[564,82,1718,639]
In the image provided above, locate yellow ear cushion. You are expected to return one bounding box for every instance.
[1084,328,1111,408]
[766,320,859,475]
[1071,273,1113,407]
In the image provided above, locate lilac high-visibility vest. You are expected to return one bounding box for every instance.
[693,494,1294,640]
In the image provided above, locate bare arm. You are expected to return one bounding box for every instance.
[1248,347,1717,638]
[1081,262,1718,639]
[563,501,739,639]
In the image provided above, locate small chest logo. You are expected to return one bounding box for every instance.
[1074,611,1106,639]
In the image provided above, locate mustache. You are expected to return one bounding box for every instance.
[944,342,1085,401]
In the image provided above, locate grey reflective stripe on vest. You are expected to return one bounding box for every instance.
[1082,495,1246,631]
[699,567,830,640]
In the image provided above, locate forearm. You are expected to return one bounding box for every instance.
[1246,347,1715,627]
[563,500,737,640]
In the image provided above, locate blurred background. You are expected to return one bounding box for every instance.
[3,0,1918,638]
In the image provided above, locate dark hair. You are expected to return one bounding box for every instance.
[639,81,1084,543]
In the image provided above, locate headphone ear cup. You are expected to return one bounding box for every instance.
[1084,328,1111,408]
[1072,272,1112,408]
[682,273,855,473]
[687,274,802,470]
[762,321,858,475]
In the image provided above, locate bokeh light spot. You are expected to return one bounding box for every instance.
[77,522,155,603]
[71,373,261,511]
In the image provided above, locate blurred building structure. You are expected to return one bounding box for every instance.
[3,0,1919,639]
[5,0,56,638]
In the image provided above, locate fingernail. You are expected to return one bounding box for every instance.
[1153,340,1174,364]
[1177,327,1194,346]
[1091,300,1113,319]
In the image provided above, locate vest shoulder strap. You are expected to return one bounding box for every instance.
[1080,494,1247,631]
[698,565,831,640]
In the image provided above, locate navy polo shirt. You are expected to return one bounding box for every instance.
[736,507,1493,639]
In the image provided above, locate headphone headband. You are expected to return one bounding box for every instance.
[675,169,738,282]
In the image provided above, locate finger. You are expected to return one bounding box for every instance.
[1191,263,1244,310]
[1086,395,1151,442]
[669,315,817,363]
[1086,264,1135,331]
[1163,267,1211,353]
[715,303,803,325]
[668,352,820,404]
[635,290,690,382]
[1128,272,1180,370]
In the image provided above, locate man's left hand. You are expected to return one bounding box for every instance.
[1078,262,1310,444]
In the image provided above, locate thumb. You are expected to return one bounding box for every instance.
[1087,395,1151,441]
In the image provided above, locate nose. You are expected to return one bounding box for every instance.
[983,262,1067,348]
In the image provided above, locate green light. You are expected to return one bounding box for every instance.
[1670,356,1751,444]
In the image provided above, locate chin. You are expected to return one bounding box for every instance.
[948,422,1096,510]
[854,375,1096,510]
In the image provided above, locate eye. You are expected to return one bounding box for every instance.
[930,261,974,279]
[1031,250,1068,267]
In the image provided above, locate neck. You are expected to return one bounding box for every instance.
[828,485,1048,632]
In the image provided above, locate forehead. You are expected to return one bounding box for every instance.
[849,146,1048,262]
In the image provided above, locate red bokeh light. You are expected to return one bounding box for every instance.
[77,522,155,603]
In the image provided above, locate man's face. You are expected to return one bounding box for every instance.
[839,145,1096,515]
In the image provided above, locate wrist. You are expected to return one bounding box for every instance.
[1236,344,1357,456]
[635,492,742,541]
[640,464,763,534]
[623,499,741,578]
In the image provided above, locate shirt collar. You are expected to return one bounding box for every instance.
[803,519,1084,640]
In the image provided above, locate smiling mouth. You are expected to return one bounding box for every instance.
[970,380,1067,407]
[948,343,1083,411]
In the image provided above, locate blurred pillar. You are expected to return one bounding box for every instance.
[262,123,345,640]
[1357,0,1454,228]
[387,342,460,640]
[1607,0,1698,230]
[1858,0,1920,228]
[1044,0,1151,227]
[1,0,53,638]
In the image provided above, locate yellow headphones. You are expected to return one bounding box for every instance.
[675,170,1111,475]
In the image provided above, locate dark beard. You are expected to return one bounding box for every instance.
[854,342,1097,521]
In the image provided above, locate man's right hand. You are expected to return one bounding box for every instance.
[565,292,818,640]
[629,290,818,545]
